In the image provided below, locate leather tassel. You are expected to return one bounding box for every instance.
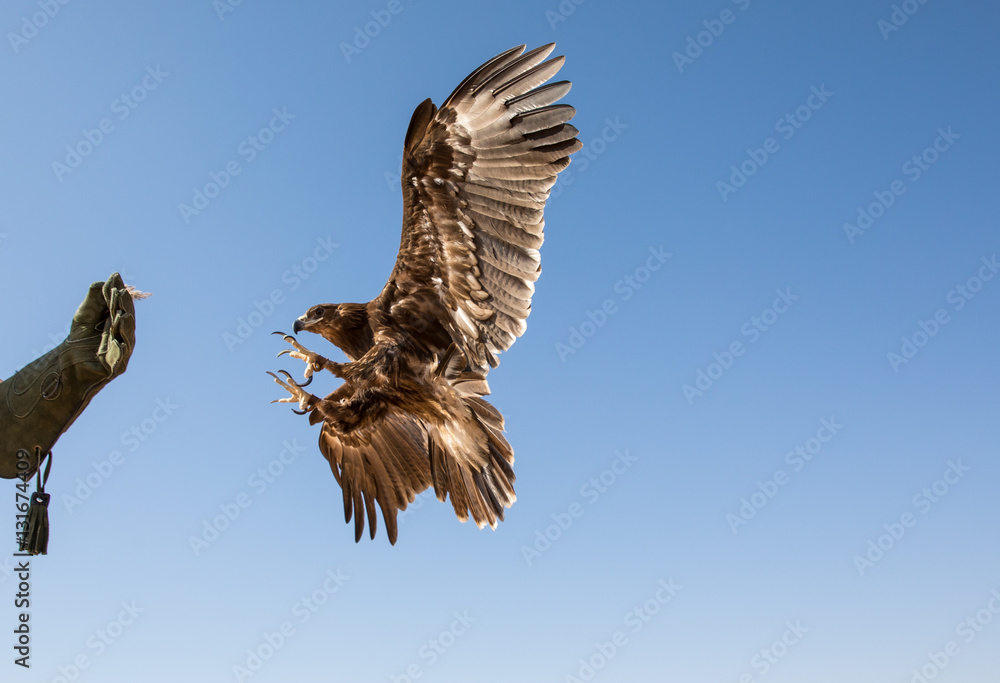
[19,450,52,555]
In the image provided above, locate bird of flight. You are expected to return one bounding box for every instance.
[269,44,581,544]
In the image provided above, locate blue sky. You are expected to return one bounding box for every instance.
[2,0,999,681]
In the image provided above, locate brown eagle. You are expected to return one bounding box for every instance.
[269,44,580,544]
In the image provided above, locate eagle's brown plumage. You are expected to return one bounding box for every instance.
[270,44,580,544]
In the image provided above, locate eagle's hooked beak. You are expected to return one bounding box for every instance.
[292,318,306,334]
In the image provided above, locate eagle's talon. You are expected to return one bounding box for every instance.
[275,333,335,380]
[277,369,303,386]
[267,370,317,413]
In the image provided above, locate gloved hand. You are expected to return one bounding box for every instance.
[1,273,138,479]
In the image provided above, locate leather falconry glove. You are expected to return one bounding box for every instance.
[0,273,139,553]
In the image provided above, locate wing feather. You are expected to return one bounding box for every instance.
[382,44,580,373]
[319,413,433,545]
[313,354,517,543]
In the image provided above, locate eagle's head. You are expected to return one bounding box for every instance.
[292,303,373,361]
[292,304,340,335]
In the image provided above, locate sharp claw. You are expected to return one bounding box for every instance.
[272,331,287,337]
[268,367,316,414]
[278,369,312,390]
[277,349,290,358]
[299,374,313,387]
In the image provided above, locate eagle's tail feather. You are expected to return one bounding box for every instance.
[427,353,516,529]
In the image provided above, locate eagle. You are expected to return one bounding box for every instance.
[269,43,581,544]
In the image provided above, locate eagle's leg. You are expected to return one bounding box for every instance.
[309,387,385,435]
[267,370,320,415]
[273,332,345,381]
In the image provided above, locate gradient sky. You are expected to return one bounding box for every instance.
[2,1,999,682]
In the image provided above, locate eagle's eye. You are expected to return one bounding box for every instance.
[312,306,325,318]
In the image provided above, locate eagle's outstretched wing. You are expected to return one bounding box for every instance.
[379,43,581,373]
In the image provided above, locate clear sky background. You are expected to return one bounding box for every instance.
[2,1,999,682]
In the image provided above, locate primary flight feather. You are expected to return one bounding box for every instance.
[269,43,581,544]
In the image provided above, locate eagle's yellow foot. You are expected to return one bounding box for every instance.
[272,331,343,381]
[267,370,318,415]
